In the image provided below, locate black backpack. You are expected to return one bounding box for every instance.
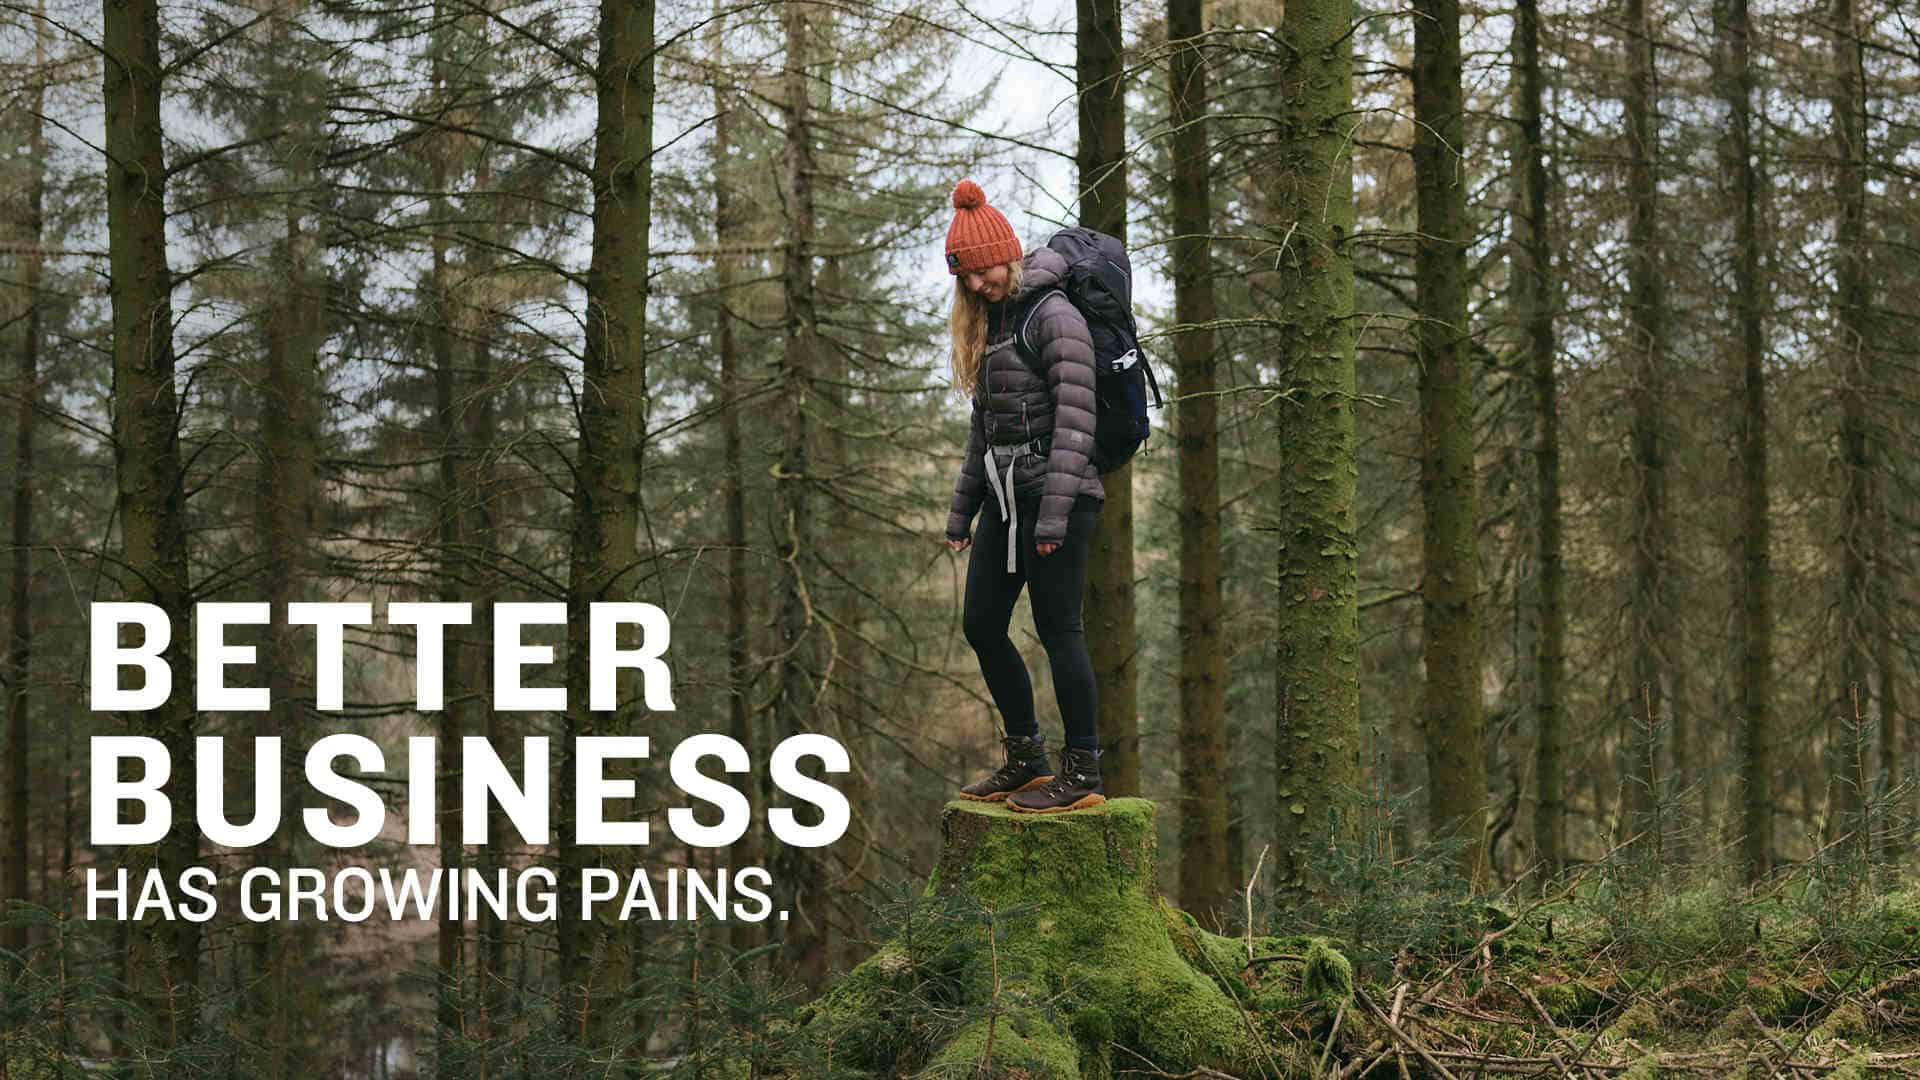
[1009,226,1163,474]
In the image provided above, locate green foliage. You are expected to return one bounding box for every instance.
[1302,939,1354,1008]
[1286,782,1480,981]
[789,801,1314,1078]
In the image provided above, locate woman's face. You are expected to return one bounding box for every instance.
[960,263,1012,304]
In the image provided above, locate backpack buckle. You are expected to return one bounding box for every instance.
[990,435,1050,463]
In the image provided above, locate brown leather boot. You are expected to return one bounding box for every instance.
[959,733,1054,801]
[1007,747,1105,813]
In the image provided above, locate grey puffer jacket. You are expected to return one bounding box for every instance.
[945,245,1104,546]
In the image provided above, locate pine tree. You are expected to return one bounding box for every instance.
[770,0,828,993]
[1711,0,1774,880]
[102,0,200,1042]
[560,0,657,1046]
[1622,0,1675,851]
[1513,0,1566,883]
[1079,0,1139,797]
[1166,0,1229,926]
[1411,0,1487,885]
[2,0,48,980]
[1269,0,1363,902]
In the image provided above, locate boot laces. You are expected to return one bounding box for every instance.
[991,738,1043,785]
[1037,749,1096,797]
[1034,774,1073,799]
[988,758,1030,785]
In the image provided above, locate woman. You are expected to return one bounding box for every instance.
[941,178,1106,814]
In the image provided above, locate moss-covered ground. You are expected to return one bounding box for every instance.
[777,801,1920,1078]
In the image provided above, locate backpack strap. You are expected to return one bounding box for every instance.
[1014,286,1163,409]
[1014,286,1124,370]
[1010,287,1063,373]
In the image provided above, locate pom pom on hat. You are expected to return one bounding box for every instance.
[944,178,1021,274]
[951,178,986,210]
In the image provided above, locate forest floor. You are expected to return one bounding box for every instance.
[792,800,1920,1079]
[1310,880,1920,1078]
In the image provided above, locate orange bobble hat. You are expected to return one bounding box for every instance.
[944,179,1024,274]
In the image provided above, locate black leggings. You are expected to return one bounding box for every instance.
[962,492,1102,747]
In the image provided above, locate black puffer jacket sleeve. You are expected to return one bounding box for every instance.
[946,396,988,541]
[1030,293,1098,543]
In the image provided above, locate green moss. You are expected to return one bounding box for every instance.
[1601,999,1660,1043]
[796,942,923,1070]
[1068,1006,1114,1046]
[1617,1054,1662,1080]
[1532,979,1608,1025]
[1705,1003,1762,1044]
[2,1043,64,1080]
[1159,906,1336,1014]
[1744,980,1790,1021]
[1303,938,1354,1007]
[803,800,1290,1076]
[1828,1053,1872,1080]
[918,1012,1081,1079]
[1812,1002,1868,1041]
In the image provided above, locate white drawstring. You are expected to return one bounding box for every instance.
[983,443,1019,573]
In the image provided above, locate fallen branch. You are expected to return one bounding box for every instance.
[1355,987,1462,1080]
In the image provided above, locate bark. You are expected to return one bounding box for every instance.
[1622,0,1673,848]
[561,0,655,1036]
[3,2,48,976]
[1271,0,1362,903]
[812,53,869,972]
[425,16,468,1055]
[1078,0,1138,797]
[773,0,828,993]
[708,0,758,961]
[1167,0,1228,926]
[103,0,199,1040]
[1878,568,1899,853]
[468,155,507,1068]
[1829,0,1873,843]
[1513,0,1565,884]
[257,6,327,1064]
[1712,0,1773,881]
[473,360,506,1067]
[1412,0,1488,886]
[432,196,467,1060]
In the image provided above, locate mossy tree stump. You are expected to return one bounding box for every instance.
[795,799,1338,1078]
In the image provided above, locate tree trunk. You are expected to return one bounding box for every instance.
[1271,0,1362,903]
[104,0,199,1041]
[1622,0,1672,851]
[258,8,326,1062]
[708,0,759,962]
[1712,0,1773,881]
[1514,0,1565,884]
[468,153,507,1069]
[562,0,655,1038]
[798,800,1333,1077]
[1166,0,1228,927]
[431,202,468,1064]
[425,18,468,1057]
[773,0,828,993]
[1829,0,1873,846]
[1078,0,1138,797]
[3,1,48,978]
[1411,0,1487,885]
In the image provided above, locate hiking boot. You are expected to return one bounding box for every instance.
[1007,747,1106,813]
[959,733,1054,801]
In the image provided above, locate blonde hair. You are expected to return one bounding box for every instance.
[947,256,1024,397]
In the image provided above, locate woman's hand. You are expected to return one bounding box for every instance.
[947,537,971,552]
[1035,542,1059,557]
